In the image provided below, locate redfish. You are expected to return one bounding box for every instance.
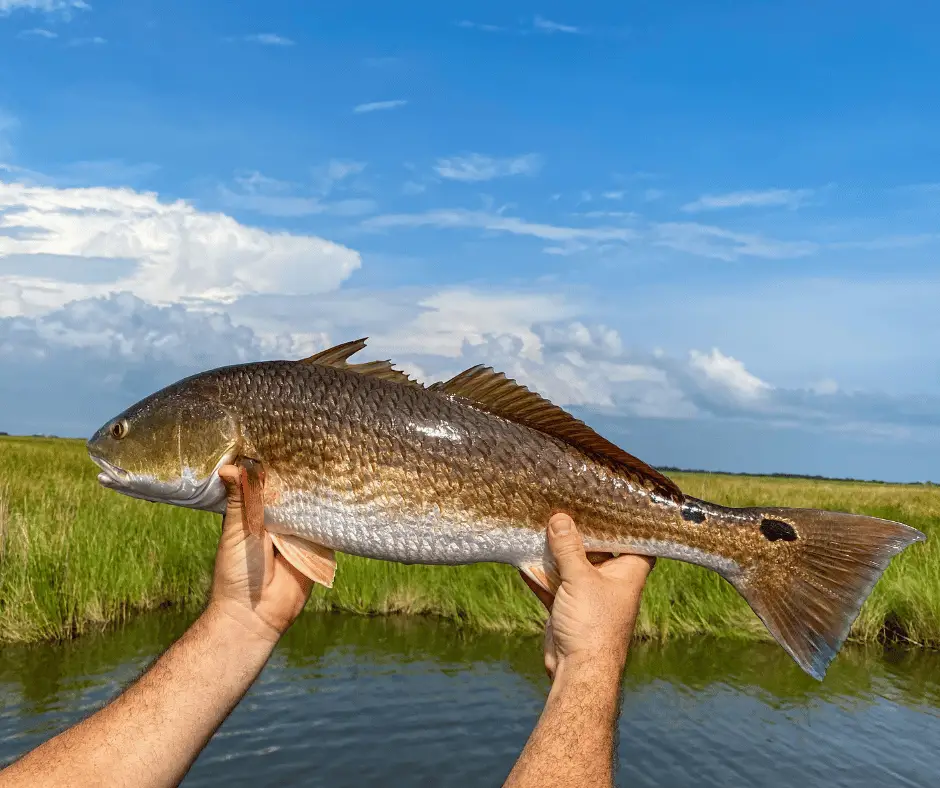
[87,338,925,679]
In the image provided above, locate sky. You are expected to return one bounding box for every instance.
[1,1,939,482]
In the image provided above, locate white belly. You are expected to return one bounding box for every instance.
[265,491,545,566]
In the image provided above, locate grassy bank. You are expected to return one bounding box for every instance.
[1,435,937,646]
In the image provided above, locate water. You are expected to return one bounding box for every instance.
[1,611,938,787]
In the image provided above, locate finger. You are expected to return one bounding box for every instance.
[218,464,242,504]
[518,570,554,611]
[546,513,592,581]
[598,553,656,585]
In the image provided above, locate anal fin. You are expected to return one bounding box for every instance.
[270,532,337,588]
[520,561,560,596]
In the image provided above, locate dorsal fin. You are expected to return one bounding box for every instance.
[430,366,682,502]
[299,338,423,388]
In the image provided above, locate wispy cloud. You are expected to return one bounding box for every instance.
[362,208,635,256]
[240,33,295,47]
[17,26,56,37]
[456,20,505,33]
[68,35,105,46]
[0,0,88,16]
[653,221,818,260]
[533,15,580,34]
[364,203,820,261]
[219,162,375,219]
[682,188,813,212]
[458,15,584,35]
[434,153,542,182]
[353,99,408,114]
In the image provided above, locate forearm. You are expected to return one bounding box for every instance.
[504,655,625,788]
[0,605,275,788]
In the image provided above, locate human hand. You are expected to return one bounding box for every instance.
[206,464,314,645]
[520,514,655,682]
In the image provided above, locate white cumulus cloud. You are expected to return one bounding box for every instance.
[0,179,361,316]
[689,348,771,401]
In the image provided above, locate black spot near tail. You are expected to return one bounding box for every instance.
[681,504,706,524]
[761,518,798,542]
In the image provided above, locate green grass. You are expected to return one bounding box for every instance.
[1,435,938,646]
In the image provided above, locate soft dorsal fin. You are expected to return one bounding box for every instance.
[430,366,682,502]
[299,338,423,388]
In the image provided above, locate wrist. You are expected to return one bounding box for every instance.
[553,648,626,691]
[203,598,284,651]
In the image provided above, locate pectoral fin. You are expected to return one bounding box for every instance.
[237,458,266,538]
[270,532,337,588]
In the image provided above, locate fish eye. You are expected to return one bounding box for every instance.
[110,420,129,440]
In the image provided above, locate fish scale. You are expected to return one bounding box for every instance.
[88,337,926,680]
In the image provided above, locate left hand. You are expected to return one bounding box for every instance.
[207,464,313,644]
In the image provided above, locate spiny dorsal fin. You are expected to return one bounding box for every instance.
[430,365,682,502]
[299,338,423,389]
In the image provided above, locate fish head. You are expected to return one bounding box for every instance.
[87,379,239,512]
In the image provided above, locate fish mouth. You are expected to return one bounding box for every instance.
[89,451,234,513]
[90,455,131,489]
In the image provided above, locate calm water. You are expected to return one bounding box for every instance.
[1,611,939,787]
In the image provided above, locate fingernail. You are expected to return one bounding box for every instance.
[550,514,572,536]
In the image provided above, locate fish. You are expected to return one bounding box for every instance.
[87,338,925,680]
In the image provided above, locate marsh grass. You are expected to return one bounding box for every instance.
[1,436,937,646]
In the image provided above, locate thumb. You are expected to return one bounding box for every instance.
[547,513,591,580]
[217,464,243,508]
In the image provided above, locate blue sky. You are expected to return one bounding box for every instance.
[1,1,939,481]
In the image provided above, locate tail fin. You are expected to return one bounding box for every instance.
[729,508,925,680]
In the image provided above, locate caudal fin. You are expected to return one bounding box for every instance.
[729,508,925,680]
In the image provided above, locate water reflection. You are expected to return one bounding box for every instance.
[1,611,938,787]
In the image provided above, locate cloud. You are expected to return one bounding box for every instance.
[218,163,375,218]
[362,208,635,254]
[682,188,813,212]
[434,153,542,182]
[353,100,407,114]
[240,33,294,46]
[689,348,772,402]
[652,222,818,260]
[3,279,937,481]
[0,178,361,317]
[67,35,105,46]
[456,20,505,33]
[17,26,56,37]
[364,208,815,261]
[458,16,584,36]
[0,0,88,15]
[533,15,580,34]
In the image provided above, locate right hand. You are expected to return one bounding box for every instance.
[207,465,314,645]
[519,513,655,681]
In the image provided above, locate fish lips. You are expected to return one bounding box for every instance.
[90,455,132,490]
[89,453,231,512]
